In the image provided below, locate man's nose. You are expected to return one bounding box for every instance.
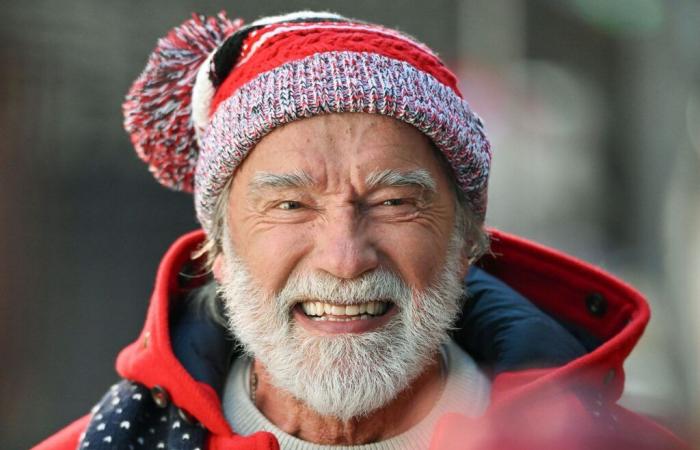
[312,206,379,279]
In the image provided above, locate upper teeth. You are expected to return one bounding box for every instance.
[300,301,389,317]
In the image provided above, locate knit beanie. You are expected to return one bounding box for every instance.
[123,11,491,235]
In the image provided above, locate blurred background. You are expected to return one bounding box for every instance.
[1,0,698,448]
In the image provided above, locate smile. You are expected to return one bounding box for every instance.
[293,300,396,334]
[299,300,391,321]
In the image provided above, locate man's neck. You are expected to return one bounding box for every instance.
[251,356,445,445]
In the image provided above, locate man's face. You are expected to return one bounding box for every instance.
[215,113,468,419]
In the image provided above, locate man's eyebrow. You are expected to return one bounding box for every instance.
[249,171,315,193]
[365,168,437,193]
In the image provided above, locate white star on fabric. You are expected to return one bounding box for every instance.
[172,420,181,429]
[96,423,106,431]
[103,436,112,443]
[157,442,165,449]
[120,420,131,429]
[183,433,190,440]
[132,393,143,400]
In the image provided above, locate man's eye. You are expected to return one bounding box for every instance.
[382,199,405,206]
[277,201,302,210]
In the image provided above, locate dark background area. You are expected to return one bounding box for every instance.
[2,1,699,448]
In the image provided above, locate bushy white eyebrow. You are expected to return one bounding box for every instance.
[365,168,436,193]
[249,171,315,193]
[248,168,436,196]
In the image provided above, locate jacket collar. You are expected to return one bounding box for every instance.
[116,230,233,435]
[479,230,648,409]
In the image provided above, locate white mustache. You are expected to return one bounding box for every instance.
[276,268,413,309]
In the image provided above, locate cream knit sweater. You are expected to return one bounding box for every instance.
[222,340,491,450]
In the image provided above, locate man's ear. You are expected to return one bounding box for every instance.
[212,254,225,283]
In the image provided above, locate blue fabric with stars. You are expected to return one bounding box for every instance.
[78,381,206,450]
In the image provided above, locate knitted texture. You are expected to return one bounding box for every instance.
[222,340,491,450]
[210,22,462,112]
[123,13,242,192]
[124,13,492,234]
[196,50,490,232]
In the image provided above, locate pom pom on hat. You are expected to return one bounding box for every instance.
[123,12,243,192]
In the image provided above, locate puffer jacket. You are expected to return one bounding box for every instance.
[33,229,687,450]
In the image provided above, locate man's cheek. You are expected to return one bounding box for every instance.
[373,231,447,292]
[242,227,312,292]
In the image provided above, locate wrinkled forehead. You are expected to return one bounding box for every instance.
[229,112,459,195]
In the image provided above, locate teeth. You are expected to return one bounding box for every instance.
[367,302,376,315]
[376,302,386,315]
[301,303,312,315]
[300,301,390,318]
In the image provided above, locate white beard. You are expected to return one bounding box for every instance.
[218,229,466,422]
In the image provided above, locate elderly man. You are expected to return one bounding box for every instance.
[35,11,684,450]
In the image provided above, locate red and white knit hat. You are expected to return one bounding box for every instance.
[124,11,491,234]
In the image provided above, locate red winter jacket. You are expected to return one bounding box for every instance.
[33,229,687,450]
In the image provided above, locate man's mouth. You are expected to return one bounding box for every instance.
[292,300,396,334]
[298,300,391,321]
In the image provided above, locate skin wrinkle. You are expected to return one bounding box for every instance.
[214,113,471,444]
[248,168,439,228]
[227,115,456,293]
[252,357,444,443]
